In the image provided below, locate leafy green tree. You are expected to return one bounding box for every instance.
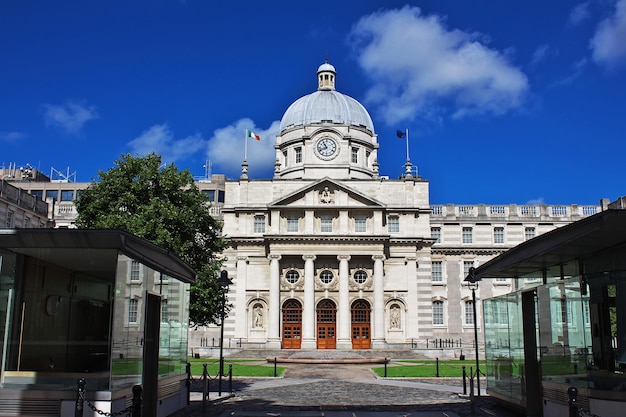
[75,152,228,325]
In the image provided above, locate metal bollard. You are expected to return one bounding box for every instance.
[469,371,475,415]
[462,366,467,395]
[186,362,191,404]
[274,357,277,377]
[202,363,208,410]
[436,358,439,377]
[568,386,579,417]
[131,385,142,417]
[75,378,86,417]
[229,364,233,394]
[384,358,388,377]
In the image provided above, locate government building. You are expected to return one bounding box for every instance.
[1,62,603,353]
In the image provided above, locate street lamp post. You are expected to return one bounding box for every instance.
[465,267,481,397]
[217,270,232,397]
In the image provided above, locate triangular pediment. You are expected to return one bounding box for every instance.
[268,177,385,208]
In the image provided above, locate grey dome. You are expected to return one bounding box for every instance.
[279,90,375,133]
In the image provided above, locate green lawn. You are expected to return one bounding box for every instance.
[187,358,286,377]
[372,359,484,378]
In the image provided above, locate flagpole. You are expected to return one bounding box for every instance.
[405,128,410,162]
[244,130,248,161]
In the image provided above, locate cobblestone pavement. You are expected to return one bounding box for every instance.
[182,362,525,417]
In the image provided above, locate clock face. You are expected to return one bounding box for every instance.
[316,137,337,157]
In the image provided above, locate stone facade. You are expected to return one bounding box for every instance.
[2,62,602,353]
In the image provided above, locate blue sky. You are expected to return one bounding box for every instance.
[1,1,625,205]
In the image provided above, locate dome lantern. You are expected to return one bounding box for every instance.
[317,61,336,91]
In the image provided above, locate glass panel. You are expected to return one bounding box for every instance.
[111,254,189,390]
[1,250,113,391]
[484,292,525,403]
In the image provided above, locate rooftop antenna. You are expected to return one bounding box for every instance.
[50,166,76,183]
[203,160,212,180]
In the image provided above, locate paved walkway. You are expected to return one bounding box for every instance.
[182,361,524,417]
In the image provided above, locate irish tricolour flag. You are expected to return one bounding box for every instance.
[246,129,261,141]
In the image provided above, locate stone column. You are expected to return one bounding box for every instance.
[235,256,248,339]
[301,255,317,349]
[372,254,386,348]
[267,254,282,348]
[405,256,418,340]
[337,254,351,349]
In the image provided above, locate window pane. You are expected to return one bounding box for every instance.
[388,216,399,233]
[462,227,473,243]
[432,261,442,282]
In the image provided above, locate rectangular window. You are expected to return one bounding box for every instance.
[203,190,215,202]
[6,210,14,228]
[525,227,536,240]
[432,301,444,325]
[320,215,333,232]
[388,216,399,233]
[431,227,441,243]
[463,261,474,277]
[282,150,288,167]
[217,190,225,203]
[30,190,43,200]
[432,261,443,282]
[45,190,58,202]
[493,227,504,244]
[130,260,140,281]
[295,147,302,164]
[128,299,138,323]
[465,301,475,325]
[287,215,299,232]
[354,215,367,232]
[161,299,168,323]
[351,147,358,163]
[254,215,266,233]
[462,227,473,244]
[60,190,74,201]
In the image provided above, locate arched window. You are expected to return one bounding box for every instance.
[433,300,444,325]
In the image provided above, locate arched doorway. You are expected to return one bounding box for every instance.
[351,299,371,349]
[316,299,336,349]
[282,300,302,349]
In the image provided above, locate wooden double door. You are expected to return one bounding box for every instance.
[282,300,302,349]
[281,298,371,349]
[317,300,336,349]
[351,300,371,349]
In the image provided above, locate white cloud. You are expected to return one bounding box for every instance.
[347,6,529,124]
[127,124,205,164]
[0,131,27,141]
[206,118,279,178]
[530,44,551,67]
[43,101,98,134]
[590,0,626,69]
[525,198,545,205]
[569,2,591,26]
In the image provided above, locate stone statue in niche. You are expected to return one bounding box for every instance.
[253,305,263,328]
[320,186,334,204]
[390,306,401,328]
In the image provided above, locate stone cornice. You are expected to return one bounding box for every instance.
[431,246,509,256]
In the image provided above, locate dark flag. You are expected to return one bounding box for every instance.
[396,130,406,139]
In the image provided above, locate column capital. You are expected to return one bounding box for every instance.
[237,255,249,262]
[268,254,282,261]
[372,254,386,262]
[337,254,351,262]
[404,256,417,262]
[302,254,317,261]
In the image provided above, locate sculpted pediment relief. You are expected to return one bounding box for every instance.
[268,178,385,208]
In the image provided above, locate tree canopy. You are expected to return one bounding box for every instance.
[75,153,228,325]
